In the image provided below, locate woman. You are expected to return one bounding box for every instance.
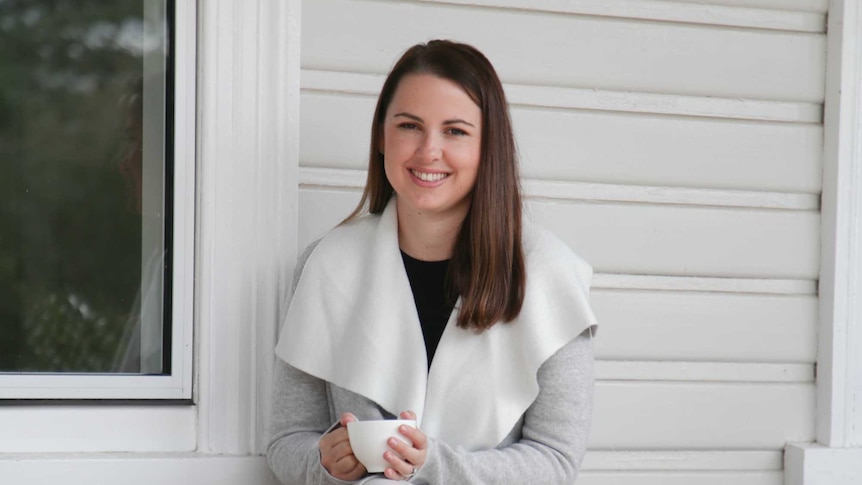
[268,40,597,484]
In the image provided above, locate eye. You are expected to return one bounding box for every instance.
[397,122,420,131]
[446,127,469,136]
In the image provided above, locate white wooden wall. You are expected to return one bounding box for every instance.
[298,0,826,483]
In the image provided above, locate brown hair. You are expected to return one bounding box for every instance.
[346,40,525,330]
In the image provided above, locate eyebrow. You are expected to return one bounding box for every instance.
[393,112,476,128]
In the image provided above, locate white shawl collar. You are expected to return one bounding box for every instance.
[275,199,597,450]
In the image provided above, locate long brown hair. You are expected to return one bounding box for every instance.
[346,40,525,330]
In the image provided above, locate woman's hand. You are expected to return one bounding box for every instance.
[383,410,428,481]
[319,412,367,481]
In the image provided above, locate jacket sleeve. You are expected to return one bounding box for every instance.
[413,329,595,485]
[267,359,363,485]
[267,240,359,485]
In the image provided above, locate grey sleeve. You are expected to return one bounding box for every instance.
[267,240,358,485]
[414,329,595,485]
[267,361,361,485]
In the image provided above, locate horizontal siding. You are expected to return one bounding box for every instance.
[298,188,361,252]
[514,109,821,193]
[298,188,820,279]
[299,0,824,478]
[595,362,813,383]
[413,0,825,32]
[577,471,783,485]
[522,179,816,210]
[579,450,784,485]
[669,0,826,12]
[591,382,814,448]
[297,189,817,364]
[300,89,823,193]
[582,450,782,470]
[530,200,819,279]
[303,0,826,101]
[592,290,817,363]
[592,274,815,295]
[300,167,820,211]
[302,70,822,123]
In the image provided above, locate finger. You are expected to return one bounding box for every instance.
[383,449,415,479]
[343,460,367,480]
[319,427,350,451]
[332,454,366,481]
[388,435,423,467]
[384,467,407,481]
[400,410,417,421]
[321,436,353,468]
[398,423,428,451]
[384,467,405,481]
[333,453,361,473]
[329,439,356,461]
[322,439,357,475]
[340,412,358,426]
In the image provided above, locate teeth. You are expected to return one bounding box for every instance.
[411,170,449,182]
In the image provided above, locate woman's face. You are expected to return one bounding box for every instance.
[381,74,482,222]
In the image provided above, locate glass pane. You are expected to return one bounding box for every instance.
[0,0,171,374]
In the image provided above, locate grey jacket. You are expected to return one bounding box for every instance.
[267,235,596,484]
[267,331,594,485]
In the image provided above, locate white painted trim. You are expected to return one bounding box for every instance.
[596,361,814,383]
[0,454,277,485]
[299,167,820,210]
[785,443,862,485]
[584,450,782,471]
[254,0,303,456]
[171,0,197,402]
[301,69,823,123]
[815,0,862,449]
[0,406,195,453]
[411,0,826,32]
[786,1,862,483]
[195,0,300,455]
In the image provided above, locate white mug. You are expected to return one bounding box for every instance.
[346,419,417,473]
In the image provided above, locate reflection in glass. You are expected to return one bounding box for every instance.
[0,0,170,374]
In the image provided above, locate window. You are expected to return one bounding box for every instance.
[0,0,193,400]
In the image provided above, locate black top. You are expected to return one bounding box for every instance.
[400,250,456,368]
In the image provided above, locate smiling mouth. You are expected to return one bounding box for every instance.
[410,169,450,182]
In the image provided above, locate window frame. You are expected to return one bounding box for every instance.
[0,0,195,402]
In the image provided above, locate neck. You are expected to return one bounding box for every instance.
[396,200,467,262]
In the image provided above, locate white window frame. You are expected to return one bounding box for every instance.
[0,0,300,461]
[0,0,195,401]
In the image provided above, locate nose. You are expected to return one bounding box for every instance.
[416,132,442,163]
